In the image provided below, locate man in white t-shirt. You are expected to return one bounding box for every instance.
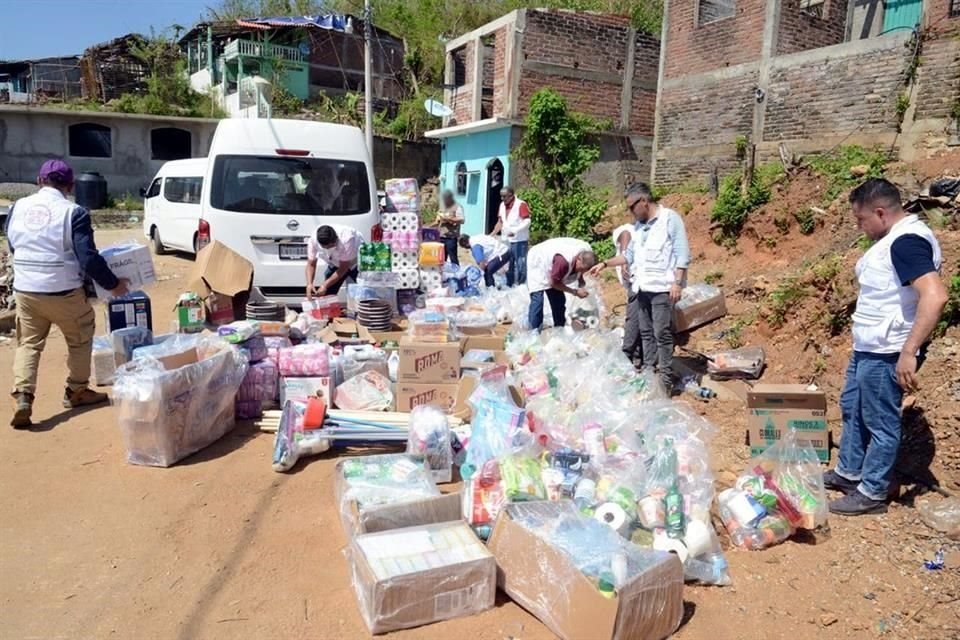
[459,233,509,287]
[306,224,361,298]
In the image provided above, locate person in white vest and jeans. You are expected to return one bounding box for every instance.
[6,159,129,429]
[458,233,509,287]
[491,185,530,286]
[526,238,597,330]
[824,179,947,516]
[591,183,690,392]
[613,219,640,365]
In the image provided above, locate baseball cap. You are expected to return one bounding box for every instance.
[38,159,74,184]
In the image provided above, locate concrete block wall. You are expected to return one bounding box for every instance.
[913,1,960,122]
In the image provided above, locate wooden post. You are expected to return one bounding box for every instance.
[742,143,756,197]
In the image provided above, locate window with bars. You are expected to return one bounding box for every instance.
[698,0,736,25]
[950,0,960,18]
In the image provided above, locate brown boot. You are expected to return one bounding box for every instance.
[10,392,33,429]
[63,387,109,409]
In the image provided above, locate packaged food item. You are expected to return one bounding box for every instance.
[406,405,453,483]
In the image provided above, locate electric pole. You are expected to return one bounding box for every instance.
[363,0,374,159]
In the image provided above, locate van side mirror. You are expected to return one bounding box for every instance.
[139,187,147,198]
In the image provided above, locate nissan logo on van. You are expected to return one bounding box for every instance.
[286,220,300,231]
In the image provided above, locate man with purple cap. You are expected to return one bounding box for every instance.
[5,159,129,428]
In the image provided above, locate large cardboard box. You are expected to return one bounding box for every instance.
[346,521,496,634]
[319,317,375,346]
[188,241,254,326]
[396,383,458,413]
[673,284,727,333]
[106,292,152,332]
[488,502,684,640]
[397,338,461,383]
[334,454,462,539]
[463,334,506,352]
[747,384,829,462]
[94,243,156,299]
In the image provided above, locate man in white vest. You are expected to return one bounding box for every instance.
[591,183,690,392]
[6,159,129,429]
[491,185,530,286]
[824,179,947,516]
[458,233,509,287]
[613,219,640,365]
[526,238,597,330]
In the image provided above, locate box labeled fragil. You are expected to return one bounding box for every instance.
[396,383,458,413]
[747,384,829,462]
[397,338,461,383]
[94,243,156,298]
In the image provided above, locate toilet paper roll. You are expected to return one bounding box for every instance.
[594,502,631,538]
[683,519,712,559]
[653,531,689,564]
[637,495,665,529]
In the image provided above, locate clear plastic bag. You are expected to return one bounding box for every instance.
[271,400,331,472]
[112,337,248,467]
[917,497,960,537]
[707,346,765,380]
[406,309,456,343]
[406,405,453,483]
[334,370,393,411]
[92,336,117,386]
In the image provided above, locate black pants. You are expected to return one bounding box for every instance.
[442,237,460,266]
[324,264,359,294]
[529,289,565,330]
[483,253,509,287]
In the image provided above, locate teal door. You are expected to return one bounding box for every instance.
[882,0,922,32]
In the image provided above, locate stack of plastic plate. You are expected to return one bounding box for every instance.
[357,299,393,331]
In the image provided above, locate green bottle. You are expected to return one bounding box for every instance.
[664,482,685,539]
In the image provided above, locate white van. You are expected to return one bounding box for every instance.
[142,158,206,255]
[199,119,379,306]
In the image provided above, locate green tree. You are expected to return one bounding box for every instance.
[206,0,324,21]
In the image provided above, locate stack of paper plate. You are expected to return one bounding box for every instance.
[357,299,393,331]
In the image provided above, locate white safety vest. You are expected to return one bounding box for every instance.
[852,215,942,354]
[471,234,508,262]
[498,197,530,243]
[630,207,680,294]
[527,238,591,293]
[612,223,635,290]
[7,187,84,293]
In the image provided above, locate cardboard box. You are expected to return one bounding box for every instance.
[747,384,829,462]
[188,241,254,326]
[369,330,407,351]
[396,383,458,413]
[346,521,496,634]
[488,502,684,640]
[673,285,727,333]
[334,454,463,538]
[280,376,334,406]
[397,338,461,383]
[155,346,200,371]
[319,317,375,346]
[106,292,152,332]
[95,243,156,298]
[463,334,506,352]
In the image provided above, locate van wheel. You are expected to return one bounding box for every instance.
[151,227,169,255]
[192,233,199,255]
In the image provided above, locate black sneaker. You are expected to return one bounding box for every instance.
[823,470,859,495]
[829,492,887,516]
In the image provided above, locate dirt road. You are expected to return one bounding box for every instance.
[1,229,957,640]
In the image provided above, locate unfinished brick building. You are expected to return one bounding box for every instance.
[425,9,660,236]
[653,0,960,186]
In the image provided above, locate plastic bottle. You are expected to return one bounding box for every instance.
[387,351,400,382]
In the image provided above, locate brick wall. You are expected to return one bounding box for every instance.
[517,71,624,123]
[776,0,849,55]
[449,43,474,124]
[664,0,766,79]
[521,10,630,75]
[764,42,909,140]
[913,19,960,120]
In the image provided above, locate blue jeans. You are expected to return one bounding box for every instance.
[441,237,459,266]
[507,241,528,286]
[484,253,509,287]
[836,351,907,500]
[528,289,565,330]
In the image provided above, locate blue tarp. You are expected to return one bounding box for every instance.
[236,14,351,32]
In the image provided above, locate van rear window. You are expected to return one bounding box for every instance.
[210,155,371,215]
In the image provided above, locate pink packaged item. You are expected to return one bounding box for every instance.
[237,358,279,403]
[278,343,331,377]
[264,336,293,366]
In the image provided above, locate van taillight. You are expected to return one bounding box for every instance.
[275,148,310,156]
[371,223,383,242]
[198,219,211,248]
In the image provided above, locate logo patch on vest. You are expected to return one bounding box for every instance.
[24,205,52,231]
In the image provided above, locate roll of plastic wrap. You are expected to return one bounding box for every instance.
[653,531,689,564]
[594,502,630,537]
[683,519,713,559]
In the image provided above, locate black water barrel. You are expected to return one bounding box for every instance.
[75,172,107,210]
